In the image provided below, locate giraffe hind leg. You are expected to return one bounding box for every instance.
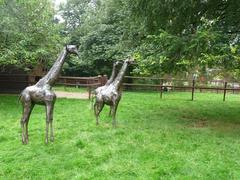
[94,101,104,125]
[109,105,113,117]
[25,104,34,144]
[21,101,33,144]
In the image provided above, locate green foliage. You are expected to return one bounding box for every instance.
[134,24,240,76]
[0,0,63,70]
[132,0,240,76]
[1,92,240,178]
[59,0,240,77]
[1,0,240,76]
[60,0,136,76]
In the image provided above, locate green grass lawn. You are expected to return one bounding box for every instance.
[1,91,240,179]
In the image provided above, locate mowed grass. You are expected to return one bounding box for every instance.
[1,91,240,179]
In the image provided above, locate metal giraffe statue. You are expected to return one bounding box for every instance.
[19,45,79,144]
[94,57,134,127]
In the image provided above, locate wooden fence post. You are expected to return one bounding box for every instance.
[223,81,227,101]
[98,75,102,86]
[191,79,195,101]
[160,79,163,99]
[64,78,67,90]
[233,82,235,94]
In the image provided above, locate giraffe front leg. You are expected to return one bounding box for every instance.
[50,121,54,142]
[112,99,120,128]
[94,103,99,125]
[45,102,51,144]
[45,122,49,144]
[45,101,55,143]
[50,103,55,142]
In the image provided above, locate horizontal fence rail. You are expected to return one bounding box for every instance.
[123,76,240,101]
[0,74,106,99]
[1,74,240,101]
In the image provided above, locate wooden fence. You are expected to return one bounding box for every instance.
[123,76,240,101]
[0,74,28,93]
[0,74,106,99]
[1,74,240,101]
[54,75,105,99]
[29,75,107,99]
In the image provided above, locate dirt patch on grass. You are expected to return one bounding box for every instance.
[182,116,208,128]
[182,115,208,128]
[55,91,89,99]
[192,120,208,128]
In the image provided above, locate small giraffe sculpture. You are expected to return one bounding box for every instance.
[94,57,134,126]
[19,45,79,144]
[93,61,121,114]
[94,61,121,96]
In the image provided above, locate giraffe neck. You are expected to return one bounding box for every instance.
[36,47,68,87]
[105,63,118,86]
[112,62,128,90]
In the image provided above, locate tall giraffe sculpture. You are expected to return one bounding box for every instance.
[19,45,79,144]
[94,57,134,126]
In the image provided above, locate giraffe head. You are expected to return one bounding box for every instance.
[114,61,122,66]
[125,56,135,64]
[66,45,80,57]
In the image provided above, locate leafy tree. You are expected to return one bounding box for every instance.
[0,0,63,71]
[127,0,240,77]
[60,0,133,76]
[59,0,240,78]
[1,0,239,78]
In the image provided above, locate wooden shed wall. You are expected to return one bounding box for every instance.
[0,67,28,93]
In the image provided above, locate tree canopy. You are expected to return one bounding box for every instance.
[0,0,63,71]
[60,0,240,78]
[0,0,239,78]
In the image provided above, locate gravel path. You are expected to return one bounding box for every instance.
[55,91,89,99]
